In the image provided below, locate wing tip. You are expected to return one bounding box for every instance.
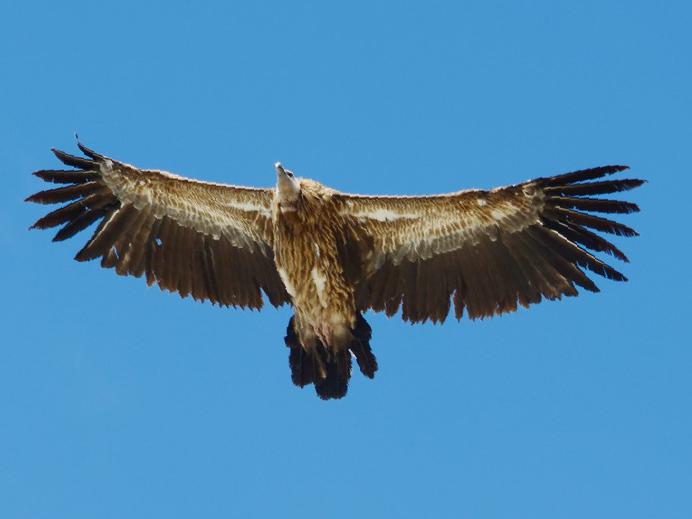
[51,146,99,169]
[540,164,639,189]
[24,192,45,204]
[75,136,106,161]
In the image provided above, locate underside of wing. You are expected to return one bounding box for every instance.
[27,143,290,308]
[337,166,644,323]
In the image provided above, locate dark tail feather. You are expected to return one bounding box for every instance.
[350,313,378,378]
[283,313,378,400]
[314,349,351,400]
[284,316,318,388]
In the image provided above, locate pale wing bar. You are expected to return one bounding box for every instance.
[27,144,290,308]
[346,166,644,323]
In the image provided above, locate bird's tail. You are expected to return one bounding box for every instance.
[284,313,378,400]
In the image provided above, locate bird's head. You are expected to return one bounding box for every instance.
[275,162,301,204]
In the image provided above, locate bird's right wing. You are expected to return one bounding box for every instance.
[336,166,644,323]
[27,144,290,308]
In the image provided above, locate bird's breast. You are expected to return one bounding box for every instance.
[273,217,331,300]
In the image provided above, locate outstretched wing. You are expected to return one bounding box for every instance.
[336,166,644,323]
[27,143,289,308]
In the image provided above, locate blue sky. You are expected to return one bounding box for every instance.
[1,1,690,517]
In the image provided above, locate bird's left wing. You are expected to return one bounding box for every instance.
[27,144,290,308]
[336,166,644,323]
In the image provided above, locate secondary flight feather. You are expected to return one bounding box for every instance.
[27,141,644,399]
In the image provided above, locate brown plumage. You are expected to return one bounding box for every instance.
[27,142,645,399]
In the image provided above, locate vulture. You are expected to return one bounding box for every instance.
[27,142,644,399]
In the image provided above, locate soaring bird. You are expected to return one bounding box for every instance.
[27,142,644,399]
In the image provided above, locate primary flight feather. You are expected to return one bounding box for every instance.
[27,142,644,399]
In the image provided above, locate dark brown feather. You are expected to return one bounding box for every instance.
[163,221,182,291]
[126,211,156,277]
[114,213,149,276]
[453,284,466,320]
[524,227,594,294]
[543,219,629,262]
[30,194,111,230]
[101,246,118,269]
[511,230,570,300]
[33,169,99,184]
[53,206,111,242]
[199,235,220,304]
[539,228,627,282]
[144,218,163,287]
[51,148,97,169]
[546,195,639,214]
[25,182,101,204]
[76,204,136,261]
[153,217,173,290]
[350,313,377,378]
[103,209,140,272]
[457,244,498,318]
[111,212,144,276]
[285,317,317,387]
[495,235,538,308]
[539,165,629,186]
[32,202,86,230]
[477,239,522,314]
[76,141,107,160]
[174,227,193,298]
[544,206,639,237]
[544,179,645,196]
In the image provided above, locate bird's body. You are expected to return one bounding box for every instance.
[27,142,645,399]
[274,181,352,343]
[272,175,377,391]
[274,182,355,350]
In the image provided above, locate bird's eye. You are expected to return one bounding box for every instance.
[287,172,294,178]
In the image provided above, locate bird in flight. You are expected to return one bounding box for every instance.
[27,142,644,399]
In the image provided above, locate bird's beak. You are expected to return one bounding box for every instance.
[275,162,286,177]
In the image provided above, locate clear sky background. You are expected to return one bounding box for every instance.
[1,1,690,518]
